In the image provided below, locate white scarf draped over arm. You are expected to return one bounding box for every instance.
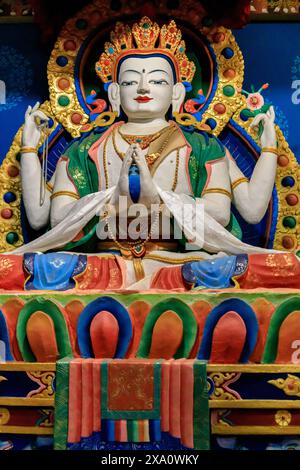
[156,187,279,255]
[11,187,115,254]
[11,185,280,255]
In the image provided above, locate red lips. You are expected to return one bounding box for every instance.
[134,96,153,103]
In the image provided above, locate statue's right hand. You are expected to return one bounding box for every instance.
[110,145,134,206]
[22,102,49,148]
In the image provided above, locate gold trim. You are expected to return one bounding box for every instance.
[0,425,53,435]
[202,188,232,200]
[275,410,291,427]
[103,132,110,190]
[231,177,249,190]
[144,254,204,264]
[212,425,300,435]
[104,205,162,256]
[0,398,54,407]
[209,400,300,409]
[133,258,145,282]
[20,147,37,154]
[268,375,300,397]
[0,363,56,372]
[50,191,80,200]
[94,111,118,128]
[96,241,179,253]
[201,27,244,136]
[0,408,10,425]
[118,125,171,150]
[207,365,300,373]
[112,124,181,183]
[262,147,279,156]
[46,182,54,193]
[0,127,23,252]
[208,371,240,400]
[27,371,55,399]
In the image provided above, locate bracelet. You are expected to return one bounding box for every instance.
[50,191,80,200]
[261,147,278,156]
[46,182,54,193]
[20,146,37,154]
[231,177,249,190]
[202,188,232,200]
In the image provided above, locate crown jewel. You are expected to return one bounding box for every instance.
[96,17,196,84]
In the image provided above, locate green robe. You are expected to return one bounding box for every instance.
[60,126,242,252]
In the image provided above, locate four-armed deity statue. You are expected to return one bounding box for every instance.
[5,16,299,291]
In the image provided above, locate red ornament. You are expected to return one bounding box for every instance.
[7,165,19,177]
[223,68,236,79]
[213,103,226,114]
[63,40,77,52]
[278,155,289,167]
[1,209,13,219]
[71,113,83,124]
[286,194,299,206]
[282,236,295,250]
[212,32,225,43]
[57,78,70,90]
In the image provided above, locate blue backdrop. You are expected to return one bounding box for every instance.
[236,23,300,161]
[0,22,299,162]
[0,24,48,162]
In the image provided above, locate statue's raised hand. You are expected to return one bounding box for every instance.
[110,145,133,208]
[250,105,277,149]
[132,144,160,207]
[22,102,49,148]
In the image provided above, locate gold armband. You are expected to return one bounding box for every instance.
[20,146,37,154]
[202,188,232,200]
[261,147,278,156]
[50,191,80,200]
[46,182,54,193]
[231,177,249,190]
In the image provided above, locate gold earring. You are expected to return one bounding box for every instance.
[173,111,197,126]
[93,111,118,127]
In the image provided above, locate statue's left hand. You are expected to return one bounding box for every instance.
[22,101,49,148]
[250,105,277,149]
[132,144,160,207]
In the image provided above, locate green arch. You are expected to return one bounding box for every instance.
[137,298,197,359]
[16,298,73,362]
[262,297,300,364]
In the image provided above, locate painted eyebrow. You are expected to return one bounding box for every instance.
[120,70,141,76]
[121,69,168,74]
[148,69,169,75]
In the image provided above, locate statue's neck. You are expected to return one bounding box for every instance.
[120,118,170,135]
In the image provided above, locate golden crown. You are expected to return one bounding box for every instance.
[95,17,196,84]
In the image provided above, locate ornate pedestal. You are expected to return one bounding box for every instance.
[0,290,300,450]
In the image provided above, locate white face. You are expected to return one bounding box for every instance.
[117,56,175,120]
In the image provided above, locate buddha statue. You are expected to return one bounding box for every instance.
[9,17,300,290]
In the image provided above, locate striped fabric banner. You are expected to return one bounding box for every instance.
[54,358,209,450]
